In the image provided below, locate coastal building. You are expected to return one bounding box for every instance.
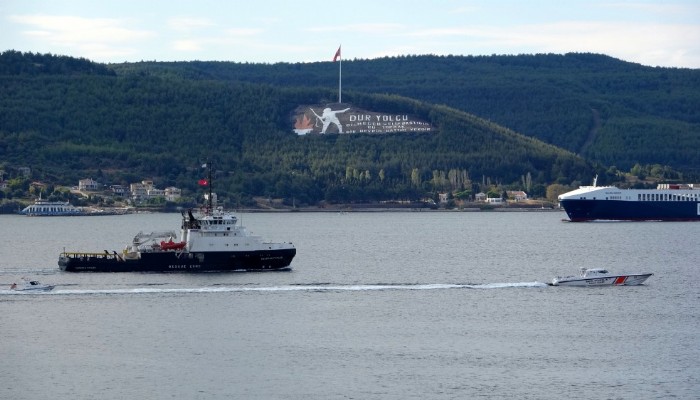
[110,185,127,197]
[129,180,181,203]
[130,181,153,202]
[79,178,100,192]
[147,188,165,198]
[507,191,528,201]
[164,187,182,202]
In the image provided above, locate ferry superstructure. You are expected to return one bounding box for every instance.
[20,199,84,216]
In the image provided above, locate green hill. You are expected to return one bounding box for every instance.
[110,53,700,173]
[0,51,599,206]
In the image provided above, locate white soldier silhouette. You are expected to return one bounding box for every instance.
[310,107,350,133]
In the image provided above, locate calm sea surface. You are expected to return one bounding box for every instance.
[1,211,698,399]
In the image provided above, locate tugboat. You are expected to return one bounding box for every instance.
[58,164,296,272]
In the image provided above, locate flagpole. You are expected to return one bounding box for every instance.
[338,46,342,104]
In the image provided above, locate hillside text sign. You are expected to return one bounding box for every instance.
[292,104,435,135]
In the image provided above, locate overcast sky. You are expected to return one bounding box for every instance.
[2,0,699,68]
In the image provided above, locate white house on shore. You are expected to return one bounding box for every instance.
[79,178,100,192]
[507,191,528,201]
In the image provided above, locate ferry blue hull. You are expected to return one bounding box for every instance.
[560,199,700,222]
[59,248,296,272]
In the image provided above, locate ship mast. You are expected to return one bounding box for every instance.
[206,161,213,212]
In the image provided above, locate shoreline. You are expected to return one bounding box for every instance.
[2,202,561,215]
[235,206,562,213]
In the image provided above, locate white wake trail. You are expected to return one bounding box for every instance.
[1,282,548,296]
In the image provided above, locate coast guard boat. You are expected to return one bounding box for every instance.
[10,279,55,291]
[551,268,653,287]
[559,176,700,222]
[58,164,296,272]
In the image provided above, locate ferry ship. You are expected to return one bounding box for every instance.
[20,199,85,216]
[558,177,700,222]
[58,164,296,272]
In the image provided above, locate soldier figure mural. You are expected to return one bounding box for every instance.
[310,107,350,134]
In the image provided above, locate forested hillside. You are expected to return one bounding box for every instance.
[0,51,596,207]
[111,53,700,173]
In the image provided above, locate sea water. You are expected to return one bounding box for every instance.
[1,211,698,399]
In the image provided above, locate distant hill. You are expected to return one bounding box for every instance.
[110,53,700,173]
[0,51,597,206]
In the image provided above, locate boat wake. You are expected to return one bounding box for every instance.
[0,282,547,296]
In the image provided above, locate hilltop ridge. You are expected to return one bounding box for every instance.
[110,52,700,172]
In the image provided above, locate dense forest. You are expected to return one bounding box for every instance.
[0,51,696,208]
[111,53,700,173]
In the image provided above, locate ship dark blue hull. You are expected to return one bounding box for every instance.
[560,199,700,222]
[58,248,296,272]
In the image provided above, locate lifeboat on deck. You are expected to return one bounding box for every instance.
[160,240,187,250]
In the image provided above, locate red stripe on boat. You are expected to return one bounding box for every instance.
[614,276,627,285]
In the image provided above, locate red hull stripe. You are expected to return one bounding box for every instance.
[614,276,627,285]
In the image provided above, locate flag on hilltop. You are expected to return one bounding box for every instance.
[198,179,208,186]
[333,46,341,62]
[333,45,342,103]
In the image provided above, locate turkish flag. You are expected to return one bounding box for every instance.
[198,179,208,186]
[333,46,341,62]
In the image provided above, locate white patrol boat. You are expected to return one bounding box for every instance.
[551,268,653,286]
[10,279,55,291]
